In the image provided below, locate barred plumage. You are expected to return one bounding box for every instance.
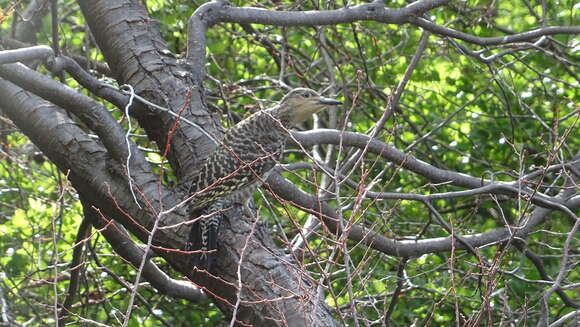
[184,88,341,270]
[187,199,224,269]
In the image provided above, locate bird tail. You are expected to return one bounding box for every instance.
[187,201,224,271]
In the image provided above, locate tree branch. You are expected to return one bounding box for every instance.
[292,129,576,211]
[410,17,580,45]
[186,0,447,80]
[186,0,578,82]
[0,45,53,64]
[266,172,577,258]
[86,205,206,303]
[58,213,92,326]
[77,0,220,176]
[0,63,151,177]
[0,75,190,274]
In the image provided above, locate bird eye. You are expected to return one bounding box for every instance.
[302,92,311,98]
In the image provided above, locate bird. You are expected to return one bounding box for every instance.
[184,88,342,270]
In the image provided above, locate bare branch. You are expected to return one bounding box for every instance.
[187,0,447,80]
[539,214,580,325]
[514,241,580,309]
[58,216,92,326]
[186,0,578,82]
[87,206,206,303]
[292,129,576,211]
[267,171,577,258]
[0,45,53,64]
[410,17,580,46]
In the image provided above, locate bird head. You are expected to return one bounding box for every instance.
[275,88,342,126]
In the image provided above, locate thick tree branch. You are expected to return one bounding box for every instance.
[0,76,189,273]
[47,55,129,109]
[77,0,220,176]
[0,63,151,176]
[0,77,110,184]
[0,45,53,64]
[0,35,112,75]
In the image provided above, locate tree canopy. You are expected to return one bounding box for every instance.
[0,0,578,326]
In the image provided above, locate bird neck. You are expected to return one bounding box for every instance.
[234,108,291,139]
[264,105,295,128]
[243,107,289,129]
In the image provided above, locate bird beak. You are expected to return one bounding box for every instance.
[317,97,342,106]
